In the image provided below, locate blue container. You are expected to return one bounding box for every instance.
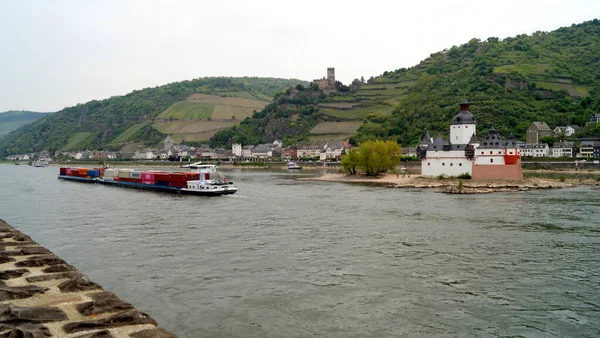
[155,181,169,186]
[87,170,100,177]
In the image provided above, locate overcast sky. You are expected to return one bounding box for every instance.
[1,0,598,112]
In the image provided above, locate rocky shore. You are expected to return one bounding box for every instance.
[300,173,600,194]
[0,219,176,338]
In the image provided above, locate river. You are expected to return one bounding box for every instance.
[1,164,599,337]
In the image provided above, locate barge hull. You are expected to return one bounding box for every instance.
[58,175,235,196]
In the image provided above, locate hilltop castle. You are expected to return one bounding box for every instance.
[416,99,523,180]
[313,67,335,90]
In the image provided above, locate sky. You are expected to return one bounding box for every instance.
[1,0,599,112]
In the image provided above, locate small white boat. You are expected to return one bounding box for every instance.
[33,160,49,167]
[287,161,302,170]
[180,161,204,169]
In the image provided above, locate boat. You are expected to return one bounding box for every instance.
[58,165,237,196]
[287,161,302,170]
[33,160,49,167]
[180,161,204,169]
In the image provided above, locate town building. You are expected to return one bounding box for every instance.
[550,142,575,158]
[553,125,580,137]
[526,122,553,144]
[417,99,523,180]
[587,113,600,125]
[578,141,597,158]
[519,143,550,157]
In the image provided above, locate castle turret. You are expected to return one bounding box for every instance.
[450,98,477,145]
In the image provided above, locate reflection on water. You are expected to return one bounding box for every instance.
[1,164,599,338]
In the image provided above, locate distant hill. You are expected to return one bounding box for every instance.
[210,19,600,148]
[0,111,49,138]
[0,77,307,155]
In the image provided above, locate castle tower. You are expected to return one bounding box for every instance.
[164,135,173,152]
[327,67,335,88]
[449,98,476,145]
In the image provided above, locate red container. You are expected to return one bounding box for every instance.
[59,168,67,175]
[169,173,188,182]
[142,172,155,181]
[142,179,155,185]
[154,173,170,181]
[129,178,142,183]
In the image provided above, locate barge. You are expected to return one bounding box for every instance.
[58,165,237,196]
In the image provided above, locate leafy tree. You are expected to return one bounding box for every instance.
[341,140,402,176]
[539,136,558,146]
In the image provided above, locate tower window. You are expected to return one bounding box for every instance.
[490,159,494,163]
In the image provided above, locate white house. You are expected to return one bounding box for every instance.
[519,143,550,157]
[551,142,575,158]
[554,125,579,137]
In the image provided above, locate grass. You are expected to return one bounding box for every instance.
[157,102,215,120]
[187,94,268,109]
[110,123,147,144]
[61,132,94,151]
[309,122,362,134]
[320,105,394,119]
[493,63,551,76]
[153,120,239,134]
[212,105,256,120]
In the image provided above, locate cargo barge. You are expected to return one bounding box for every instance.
[58,165,237,196]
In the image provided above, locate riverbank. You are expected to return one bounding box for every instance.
[0,219,176,337]
[300,173,600,194]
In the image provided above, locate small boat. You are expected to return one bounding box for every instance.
[33,160,49,167]
[287,161,302,170]
[180,161,204,169]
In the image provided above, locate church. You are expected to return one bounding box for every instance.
[416,99,523,180]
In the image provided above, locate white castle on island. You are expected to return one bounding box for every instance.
[416,99,524,180]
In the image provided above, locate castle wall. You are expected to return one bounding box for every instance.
[472,158,524,180]
[422,150,473,176]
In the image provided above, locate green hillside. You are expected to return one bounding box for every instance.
[210,19,600,148]
[0,77,306,155]
[0,111,49,138]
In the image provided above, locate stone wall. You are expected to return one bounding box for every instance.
[472,159,524,180]
[0,219,177,338]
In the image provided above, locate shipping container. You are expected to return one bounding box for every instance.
[142,172,155,181]
[118,171,131,179]
[130,171,142,179]
[142,179,155,185]
[87,170,100,177]
[155,181,169,186]
[169,181,187,188]
[59,168,67,175]
[78,168,88,175]
[154,173,170,181]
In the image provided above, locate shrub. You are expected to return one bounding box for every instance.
[559,175,566,182]
[457,172,472,179]
[437,174,446,180]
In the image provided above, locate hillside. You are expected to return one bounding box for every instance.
[0,77,306,155]
[210,19,600,148]
[0,111,49,138]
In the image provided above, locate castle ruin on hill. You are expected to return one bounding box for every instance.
[313,67,335,90]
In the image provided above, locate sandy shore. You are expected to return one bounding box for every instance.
[299,173,600,194]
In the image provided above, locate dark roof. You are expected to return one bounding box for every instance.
[468,133,479,144]
[479,125,506,149]
[420,130,432,145]
[428,136,446,151]
[451,106,476,125]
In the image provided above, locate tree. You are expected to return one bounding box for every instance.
[539,136,558,146]
[341,140,402,176]
[341,148,359,175]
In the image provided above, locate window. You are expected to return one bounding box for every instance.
[459,163,462,166]
[490,159,494,163]
[442,163,445,166]
[450,163,453,166]
[427,162,430,166]
[489,151,492,155]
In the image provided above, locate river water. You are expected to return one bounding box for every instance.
[1,164,599,337]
